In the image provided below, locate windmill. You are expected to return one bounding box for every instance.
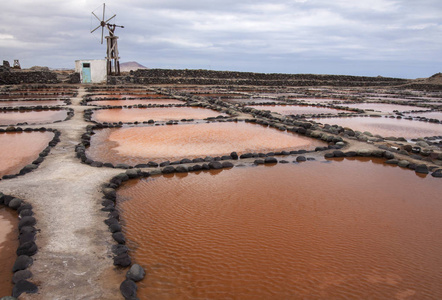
[91,3,124,75]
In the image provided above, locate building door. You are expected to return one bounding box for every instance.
[82,63,91,83]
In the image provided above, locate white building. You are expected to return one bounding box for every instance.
[75,59,107,83]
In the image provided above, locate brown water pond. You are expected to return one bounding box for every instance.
[117,159,442,299]
[341,103,430,113]
[91,107,227,123]
[0,100,66,108]
[0,131,54,177]
[0,110,68,126]
[87,99,184,106]
[248,105,352,115]
[87,122,325,164]
[0,207,18,296]
[313,116,442,138]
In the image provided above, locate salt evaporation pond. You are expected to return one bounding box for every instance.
[247,104,351,115]
[405,111,442,121]
[91,107,227,123]
[0,131,54,177]
[0,100,65,108]
[0,207,18,296]
[340,103,430,113]
[87,122,325,164]
[313,116,442,138]
[87,99,184,106]
[117,159,442,299]
[90,94,169,100]
[0,109,68,126]
[0,95,69,100]
[226,98,284,104]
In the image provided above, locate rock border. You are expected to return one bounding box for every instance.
[0,127,61,180]
[323,149,442,178]
[0,193,39,298]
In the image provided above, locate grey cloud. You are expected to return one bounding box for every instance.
[0,0,441,78]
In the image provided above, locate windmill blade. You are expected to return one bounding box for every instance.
[101,26,104,44]
[92,11,102,22]
[91,24,102,34]
[103,3,106,23]
[105,14,116,24]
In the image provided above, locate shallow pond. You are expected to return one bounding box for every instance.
[405,112,442,121]
[0,131,54,177]
[87,99,184,106]
[87,122,324,164]
[0,207,18,296]
[247,104,352,115]
[313,116,442,138]
[0,100,66,108]
[90,94,169,100]
[0,110,68,126]
[340,103,430,113]
[117,159,442,299]
[91,107,227,123]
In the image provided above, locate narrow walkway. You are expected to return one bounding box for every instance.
[0,87,124,299]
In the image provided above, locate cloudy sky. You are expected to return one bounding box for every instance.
[1,0,441,78]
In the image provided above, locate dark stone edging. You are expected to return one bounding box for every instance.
[0,127,61,180]
[0,193,39,298]
[324,149,442,178]
[0,107,74,127]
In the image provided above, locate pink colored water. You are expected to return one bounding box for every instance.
[92,107,227,123]
[0,110,68,125]
[341,103,431,113]
[405,112,442,121]
[313,116,442,138]
[0,131,54,177]
[90,94,168,100]
[0,94,70,99]
[248,104,352,115]
[226,98,283,104]
[118,159,442,299]
[88,99,184,106]
[0,100,65,107]
[87,122,325,164]
[0,207,18,296]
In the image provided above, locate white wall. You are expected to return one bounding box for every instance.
[75,59,107,83]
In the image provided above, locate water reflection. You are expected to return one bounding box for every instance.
[118,160,442,299]
[87,122,325,164]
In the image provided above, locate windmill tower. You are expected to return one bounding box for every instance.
[91,3,124,76]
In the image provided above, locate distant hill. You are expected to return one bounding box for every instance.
[120,61,148,72]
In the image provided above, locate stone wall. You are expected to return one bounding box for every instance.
[108,69,410,87]
[0,68,59,85]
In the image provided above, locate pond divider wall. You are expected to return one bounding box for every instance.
[0,193,39,298]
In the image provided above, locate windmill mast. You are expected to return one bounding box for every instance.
[91,3,124,76]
